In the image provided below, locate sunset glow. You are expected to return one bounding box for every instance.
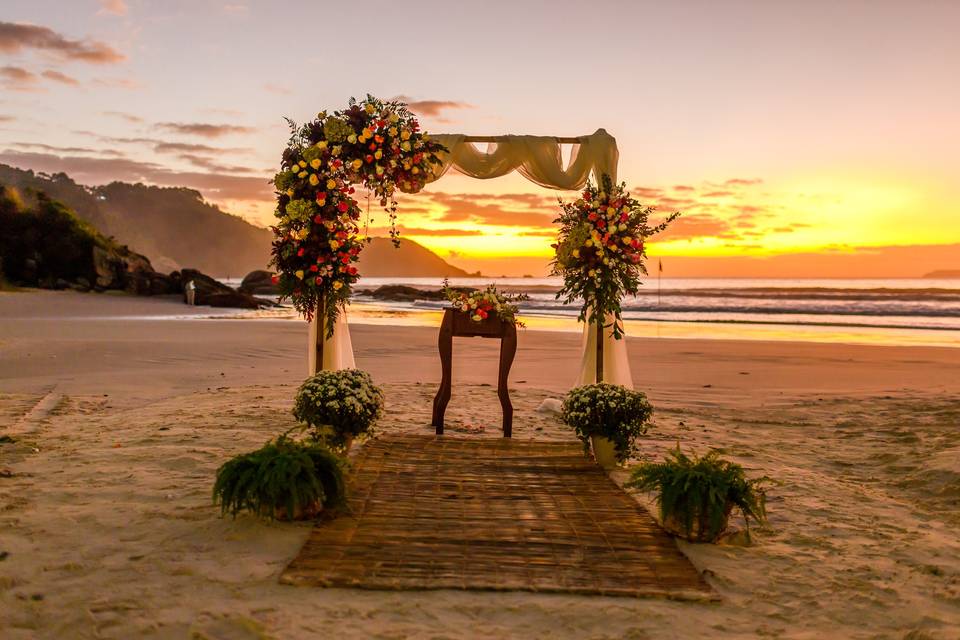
[1,0,958,277]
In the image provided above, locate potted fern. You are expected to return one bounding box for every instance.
[293,369,384,452]
[627,447,768,543]
[213,435,346,521]
[561,383,654,468]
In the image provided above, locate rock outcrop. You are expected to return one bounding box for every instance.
[238,270,279,296]
[180,269,274,309]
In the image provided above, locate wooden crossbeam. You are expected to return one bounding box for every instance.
[459,135,583,144]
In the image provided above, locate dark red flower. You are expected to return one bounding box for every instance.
[270,274,279,285]
[297,248,305,257]
[337,201,348,212]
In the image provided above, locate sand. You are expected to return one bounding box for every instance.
[1,290,959,639]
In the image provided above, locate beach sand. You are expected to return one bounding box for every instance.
[2,290,959,639]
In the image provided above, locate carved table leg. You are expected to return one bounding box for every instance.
[498,323,517,437]
[431,311,454,434]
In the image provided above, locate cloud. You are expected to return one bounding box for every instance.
[222,3,250,15]
[98,0,128,16]
[395,96,474,123]
[724,178,763,186]
[8,141,114,155]
[41,69,79,86]
[102,110,143,123]
[673,185,695,192]
[0,21,125,64]
[175,153,260,174]
[0,115,14,123]
[91,77,142,89]
[153,141,252,155]
[156,122,255,138]
[427,192,555,228]
[0,65,39,91]
[263,83,292,95]
[701,190,734,198]
[0,150,272,202]
[656,213,737,242]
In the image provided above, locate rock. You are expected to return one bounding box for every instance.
[180,268,274,309]
[360,284,469,302]
[238,269,278,296]
[536,398,564,415]
[54,278,70,290]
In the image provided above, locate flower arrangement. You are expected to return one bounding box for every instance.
[627,447,768,543]
[561,383,654,464]
[441,280,529,327]
[270,95,447,333]
[552,175,679,340]
[212,435,346,521]
[292,369,385,450]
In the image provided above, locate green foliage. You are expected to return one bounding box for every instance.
[561,383,654,462]
[0,185,112,287]
[627,447,768,542]
[212,436,346,520]
[293,369,385,449]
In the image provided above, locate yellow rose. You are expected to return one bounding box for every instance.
[347,134,357,144]
[362,127,372,138]
[411,166,419,174]
[401,141,411,152]
[388,112,399,123]
[374,150,382,159]
[333,280,344,290]
[607,207,616,216]
[298,171,307,179]
[572,249,580,258]
[330,240,340,249]
[588,269,596,277]
[364,103,375,114]
[352,158,363,170]
[584,239,593,247]
[375,165,384,175]
[618,223,627,231]
[310,159,321,169]
[622,237,632,245]
[326,179,337,189]
[315,141,328,150]
[298,160,307,168]
[295,270,305,280]
[388,126,398,136]
[286,189,294,197]
[309,174,319,186]
[332,145,341,155]
[400,130,411,140]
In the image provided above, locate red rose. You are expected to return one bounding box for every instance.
[341,256,350,264]
[315,276,322,285]
[369,143,377,151]
[270,274,279,285]
[297,248,305,257]
[337,201,348,212]
[365,155,373,163]
[313,215,322,224]
[588,213,597,221]
[348,266,358,275]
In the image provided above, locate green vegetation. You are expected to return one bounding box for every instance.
[628,448,768,542]
[561,383,654,462]
[0,185,117,288]
[293,369,385,450]
[212,436,346,521]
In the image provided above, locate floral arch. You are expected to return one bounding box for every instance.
[271,96,666,389]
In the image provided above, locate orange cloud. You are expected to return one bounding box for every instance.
[0,21,125,64]
[0,65,39,91]
[394,96,474,123]
[97,0,128,16]
[41,69,79,86]
[156,122,255,138]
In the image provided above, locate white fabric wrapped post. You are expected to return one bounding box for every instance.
[576,313,634,388]
[307,310,355,374]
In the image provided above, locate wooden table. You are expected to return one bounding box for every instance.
[431,309,517,437]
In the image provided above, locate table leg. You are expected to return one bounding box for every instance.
[498,324,517,437]
[431,312,454,434]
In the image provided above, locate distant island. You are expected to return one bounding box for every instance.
[0,164,474,279]
[922,270,960,279]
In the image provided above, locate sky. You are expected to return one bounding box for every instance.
[1,0,958,277]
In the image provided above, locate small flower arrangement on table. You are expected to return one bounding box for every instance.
[441,280,529,327]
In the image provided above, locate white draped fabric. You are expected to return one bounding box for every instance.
[310,128,632,389]
[426,128,619,187]
[307,311,355,374]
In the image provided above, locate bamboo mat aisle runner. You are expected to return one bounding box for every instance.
[281,435,715,599]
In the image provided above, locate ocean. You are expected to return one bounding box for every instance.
[220,277,960,348]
